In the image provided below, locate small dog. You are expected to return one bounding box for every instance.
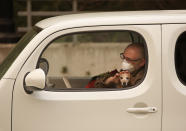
[119,71,131,87]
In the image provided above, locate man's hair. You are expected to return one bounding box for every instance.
[125,43,145,58]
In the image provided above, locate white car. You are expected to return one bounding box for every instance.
[0,10,186,131]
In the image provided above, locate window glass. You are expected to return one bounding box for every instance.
[175,31,186,85]
[39,30,147,90]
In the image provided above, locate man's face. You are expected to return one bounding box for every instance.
[123,47,145,71]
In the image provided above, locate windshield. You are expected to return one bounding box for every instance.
[0,26,41,79]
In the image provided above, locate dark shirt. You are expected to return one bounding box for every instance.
[85,69,118,88]
[85,67,145,88]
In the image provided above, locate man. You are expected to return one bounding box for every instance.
[120,43,145,86]
[85,43,146,88]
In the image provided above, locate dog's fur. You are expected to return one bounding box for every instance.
[119,71,131,87]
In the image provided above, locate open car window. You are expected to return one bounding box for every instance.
[38,30,147,91]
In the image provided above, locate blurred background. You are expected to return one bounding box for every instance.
[0,0,186,64]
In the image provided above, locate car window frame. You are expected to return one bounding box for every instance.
[35,25,149,92]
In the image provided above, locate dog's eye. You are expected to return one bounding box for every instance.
[126,77,129,80]
[120,77,123,79]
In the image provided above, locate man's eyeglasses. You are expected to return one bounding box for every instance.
[120,53,142,62]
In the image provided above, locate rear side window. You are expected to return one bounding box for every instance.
[175,31,186,85]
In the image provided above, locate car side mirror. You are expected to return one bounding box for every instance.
[24,68,46,94]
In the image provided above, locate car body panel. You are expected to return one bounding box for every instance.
[12,25,162,131]
[162,24,186,131]
[0,79,14,131]
[36,10,186,29]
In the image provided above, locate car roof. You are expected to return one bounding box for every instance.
[36,10,186,29]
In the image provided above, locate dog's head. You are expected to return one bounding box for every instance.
[119,71,131,87]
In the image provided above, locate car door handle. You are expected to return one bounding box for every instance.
[126,107,157,113]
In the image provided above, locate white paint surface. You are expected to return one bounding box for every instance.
[0,79,14,131]
[12,24,162,131]
[162,24,186,131]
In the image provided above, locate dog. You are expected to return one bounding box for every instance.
[119,70,131,87]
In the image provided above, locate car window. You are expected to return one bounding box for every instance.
[175,31,186,85]
[38,30,147,91]
[0,26,41,79]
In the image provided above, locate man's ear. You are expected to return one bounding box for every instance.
[139,58,145,67]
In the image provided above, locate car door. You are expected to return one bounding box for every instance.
[12,24,161,131]
[162,24,186,131]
